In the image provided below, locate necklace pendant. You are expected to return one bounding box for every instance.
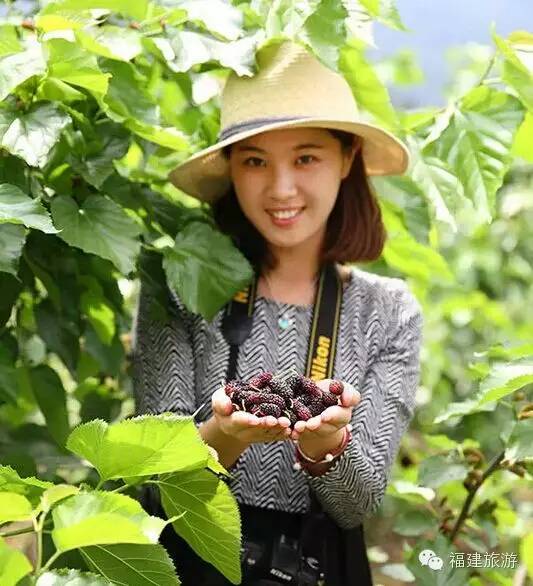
[278,313,292,329]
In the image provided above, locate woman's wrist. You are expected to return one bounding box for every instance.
[297,426,347,461]
[293,425,352,475]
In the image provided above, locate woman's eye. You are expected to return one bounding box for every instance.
[243,155,316,167]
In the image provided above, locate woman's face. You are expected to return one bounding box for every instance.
[228,127,357,252]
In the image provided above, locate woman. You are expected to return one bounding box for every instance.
[133,40,423,585]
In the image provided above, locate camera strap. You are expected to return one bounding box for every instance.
[220,263,373,585]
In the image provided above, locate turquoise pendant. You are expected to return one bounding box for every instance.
[278,314,292,329]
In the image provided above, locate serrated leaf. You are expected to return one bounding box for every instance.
[0,492,33,524]
[478,359,533,406]
[418,452,468,488]
[81,543,181,585]
[493,32,533,112]
[0,39,46,101]
[339,39,399,131]
[66,414,210,482]
[0,26,22,58]
[0,183,58,233]
[28,365,70,447]
[39,484,80,513]
[303,0,348,71]
[52,491,166,553]
[159,468,241,585]
[35,569,113,585]
[51,194,142,275]
[76,26,143,61]
[180,0,243,41]
[45,38,110,98]
[0,466,53,506]
[163,221,254,321]
[427,87,525,225]
[504,420,533,463]
[0,103,70,168]
[0,537,32,586]
[0,223,26,276]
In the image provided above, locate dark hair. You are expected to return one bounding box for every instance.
[212,128,386,273]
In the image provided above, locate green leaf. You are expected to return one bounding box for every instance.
[339,39,399,131]
[372,176,430,244]
[35,569,113,586]
[0,224,26,276]
[36,78,87,103]
[0,26,22,58]
[0,40,46,101]
[432,399,495,425]
[48,0,149,20]
[52,491,166,553]
[521,532,533,579]
[380,200,454,285]
[0,273,21,326]
[159,468,241,585]
[179,0,243,41]
[0,103,71,168]
[493,32,533,112]
[0,492,33,524]
[418,452,468,488]
[28,365,70,448]
[76,26,143,61]
[45,38,111,98]
[393,509,436,537]
[512,111,533,161]
[51,194,142,275]
[0,537,32,586]
[81,543,181,585]
[478,359,533,406]
[0,183,58,233]
[504,420,533,463]
[303,0,348,71]
[80,290,115,346]
[427,87,525,225]
[0,466,53,507]
[39,484,80,513]
[163,221,254,321]
[66,414,210,482]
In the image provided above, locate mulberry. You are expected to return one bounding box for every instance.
[224,379,243,397]
[299,378,322,399]
[257,403,282,418]
[292,399,312,421]
[249,371,274,389]
[308,398,324,417]
[321,391,339,407]
[329,380,344,396]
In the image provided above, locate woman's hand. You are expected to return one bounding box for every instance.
[291,380,360,458]
[211,386,292,445]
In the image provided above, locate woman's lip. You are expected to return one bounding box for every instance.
[267,207,305,227]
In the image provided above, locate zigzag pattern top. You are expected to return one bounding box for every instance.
[132,266,424,530]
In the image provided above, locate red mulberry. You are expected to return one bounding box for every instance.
[299,378,322,399]
[249,371,274,389]
[329,380,344,396]
[292,399,312,421]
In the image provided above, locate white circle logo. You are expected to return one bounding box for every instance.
[418,549,443,571]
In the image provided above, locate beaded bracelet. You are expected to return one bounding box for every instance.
[293,424,353,471]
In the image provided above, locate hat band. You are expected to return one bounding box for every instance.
[219,115,310,141]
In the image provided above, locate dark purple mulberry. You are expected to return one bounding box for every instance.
[283,373,303,393]
[268,380,294,407]
[224,379,243,397]
[308,398,325,417]
[293,399,312,421]
[299,378,322,399]
[257,403,282,418]
[321,391,339,407]
[249,371,274,389]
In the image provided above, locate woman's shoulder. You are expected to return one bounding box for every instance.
[345,265,423,325]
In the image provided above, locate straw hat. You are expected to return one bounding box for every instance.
[168,39,409,204]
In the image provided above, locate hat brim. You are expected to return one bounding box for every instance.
[168,117,410,204]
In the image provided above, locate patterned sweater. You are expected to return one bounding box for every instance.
[132,266,424,530]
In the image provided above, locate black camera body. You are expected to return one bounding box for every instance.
[240,532,326,585]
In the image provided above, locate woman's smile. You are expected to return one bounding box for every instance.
[266,206,306,227]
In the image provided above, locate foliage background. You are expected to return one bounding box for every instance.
[0,0,532,584]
